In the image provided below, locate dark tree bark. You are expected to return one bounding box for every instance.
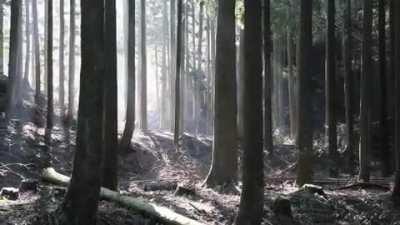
[24,0,31,81]
[378,0,391,176]
[58,0,105,223]
[7,0,23,115]
[160,0,168,129]
[296,0,314,186]
[139,0,147,130]
[32,0,41,103]
[46,0,53,129]
[326,0,338,176]
[392,0,400,204]
[169,0,176,133]
[59,0,65,116]
[174,0,183,147]
[197,1,204,71]
[204,0,237,187]
[102,0,118,191]
[120,0,135,152]
[343,0,355,173]
[235,0,264,224]
[0,1,3,76]
[359,0,372,182]
[67,0,75,123]
[263,0,273,155]
[287,29,297,140]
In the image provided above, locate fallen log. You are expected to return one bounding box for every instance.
[41,168,205,225]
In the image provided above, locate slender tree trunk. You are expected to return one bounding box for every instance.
[59,0,65,117]
[263,0,273,155]
[170,0,176,132]
[120,0,135,152]
[160,0,168,129]
[7,0,22,116]
[392,0,400,204]
[174,0,183,147]
[343,0,355,173]
[204,0,237,187]
[102,0,118,191]
[44,0,48,94]
[0,1,3,76]
[46,0,53,130]
[378,0,391,176]
[197,1,204,71]
[392,0,400,192]
[24,0,31,81]
[236,0,264,224]
[67,0,75,123]
[287,29,297,139]
[32,0,41,103]
[59,1,105,223]
[326,0,338,176]
[358,0,373,182]
[139,0,147,130]
[296,0,314,186]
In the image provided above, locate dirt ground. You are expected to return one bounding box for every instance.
[1,117,400,225]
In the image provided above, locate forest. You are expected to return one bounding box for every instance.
[0,0,400,224]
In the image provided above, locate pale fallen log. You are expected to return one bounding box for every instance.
[41,168,206,225]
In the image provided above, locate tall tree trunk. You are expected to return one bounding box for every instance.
[120,0,135,152]
[343,0,355,173]
[160,0,168,129]
[296,0,314,186]
[235,0,264,224]
[59,0,65,117]
[24,0,31,81]
[392,0,400,204]
[197,1,204,71]
[378,0,391,176]
[139,0,147,130]
[32,0,41,103]
[46,0,53,129]
[263,0,273,155]
[102,0,118,191]
[359,0,372,182]
[170,0,176,132]
[174,0,183,147]
[59,0,105,223]
[0,1,3,76]
[326,0,338,176]
[287,29,297,139]
[204,0,237,187]
[67,0,75,123]
[44,0,48,94]
[7,0,22,116]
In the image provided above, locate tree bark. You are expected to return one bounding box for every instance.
[197,1,204,71]
[359,0,373,182]
[139,0,147,130]
[378,0,391,176]
[326,0,338,176]
[58,0,105,223]
[46,0,53,130]
[204,0,238,187]
[59,0,65,117]
[263,0,273,155]
[174,0,183,147]
[343,0,355,174]
[0,1,3,76]
[296,0,314,186]
[67,0,75,123]
[235,0,264,224]
[102,0,119,191]
[7,0,22,116]
[24,0,31,81]
[392,0,400,203]
[32,0,41,103]
[120,0,135,152]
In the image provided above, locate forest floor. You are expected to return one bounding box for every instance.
[1,114,400,225]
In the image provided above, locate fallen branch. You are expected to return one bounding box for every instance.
[41,168,205,225]
[336,182,390,191]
